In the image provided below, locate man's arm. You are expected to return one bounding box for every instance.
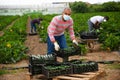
[47,17,57,43]
[68,26,75,40]
[68,26,78,46]
[94,21,100,29]
[95,21,100,26]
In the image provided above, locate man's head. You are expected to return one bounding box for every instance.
[39,18,43,21]
[103,16,109,22]
[62,8,72,21]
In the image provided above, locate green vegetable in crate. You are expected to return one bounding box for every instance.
[31,54,54,60]
[30,54,56,65]
[72,61,98,74]
[44,65,70,72]
[42,63,72,78]
[56,47,79,56]
[68,60,82,64]
[62,47,75,54]
[54,46,81,62]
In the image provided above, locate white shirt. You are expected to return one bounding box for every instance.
[90,16,104,24]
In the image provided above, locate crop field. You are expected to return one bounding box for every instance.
[0,12,120,63]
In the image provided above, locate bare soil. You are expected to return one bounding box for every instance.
[0,17,120,80]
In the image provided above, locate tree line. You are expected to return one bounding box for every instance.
[70,1,120,13]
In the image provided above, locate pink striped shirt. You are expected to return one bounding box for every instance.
[47,15,75,42]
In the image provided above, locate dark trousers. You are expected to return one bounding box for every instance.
[30,22,36,33]
[47,34,67,54]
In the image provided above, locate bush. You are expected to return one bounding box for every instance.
[101,2,120,12]
[70,1,89,13]
[101,33,120,51]
[70,1,120,13]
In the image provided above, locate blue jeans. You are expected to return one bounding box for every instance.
[30,22,36,33]
[88,20,94,32]
[47,34,67,54]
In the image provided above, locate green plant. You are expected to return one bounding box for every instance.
[101,33,120,51]
[28,12,120,52]
[107,63,120,69]
[0,15,19,30]
[0,70,8,75]
[78,44,88,55]
[0,15,28,63]
[0,41,28,63]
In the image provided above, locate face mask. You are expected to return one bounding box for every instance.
[63,14,70,21]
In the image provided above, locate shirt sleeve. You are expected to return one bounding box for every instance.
[47,17,57,42]
[68,20,75,40]
[97,16,104,23]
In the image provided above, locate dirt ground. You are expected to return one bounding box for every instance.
[0,17,120,80]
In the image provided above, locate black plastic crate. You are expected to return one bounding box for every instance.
[28,64,43,75]
[79,31,98,39]
[55,47,81,58]
[72,61,98,74]
[29,54,57,65]
[42,63,73,78]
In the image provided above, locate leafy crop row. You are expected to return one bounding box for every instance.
[30,12,120,51]
[0,15,28,63]
[0,15,19,30]
[0,11,119,63]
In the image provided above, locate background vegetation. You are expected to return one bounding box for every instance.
[0,1,120,63]
[70,1,120,13]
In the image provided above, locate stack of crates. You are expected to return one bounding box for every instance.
[28,53,98,79]
[28,54,56,75]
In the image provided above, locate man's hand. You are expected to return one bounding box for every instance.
[54,42,60,51]
[100,27,103,30]
[72,39,78,46]
[96,29,100,33]
[94,25,100,29]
